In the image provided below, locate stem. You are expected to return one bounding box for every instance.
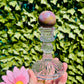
[39,27,55,60]
[42,53,53,59]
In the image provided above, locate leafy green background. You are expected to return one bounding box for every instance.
[0,0,84,84]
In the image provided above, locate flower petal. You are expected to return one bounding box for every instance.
[13,67,21,78]
[6,70,15,83]
[0,82,6,84]
[2,76,12,84]
[20,66,29,83]
[14,75,27,84]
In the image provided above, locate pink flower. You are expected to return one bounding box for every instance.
[0,66,29,84]
[0,82,5,84]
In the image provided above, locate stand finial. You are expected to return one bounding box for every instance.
[38,11,56,27]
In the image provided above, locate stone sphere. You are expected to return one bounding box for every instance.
[38,11,56,27]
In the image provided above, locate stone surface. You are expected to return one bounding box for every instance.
[38,11,56,27]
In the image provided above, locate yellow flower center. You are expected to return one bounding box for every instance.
[16,81,23,84]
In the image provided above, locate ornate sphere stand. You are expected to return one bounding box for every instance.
[32,11,64,81]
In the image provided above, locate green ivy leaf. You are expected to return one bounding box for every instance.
[69,18,76,23]
[21,43,29,49]
[0,38,7,43]
[0,15,7,23]
[32,55,39,61]
[8,48,13,53]
[77,51,83,57]
[2,49,9,56]
[68,65,78,73]
[1,34,7,38]
[30,48,36,54]
[28,22,34,27]
[23,9,35,19]
[22,49,28,55]
[78,8,84,14]
[0,56,13,63]
[11,36,18,42]
[67,8,75,15]
[24,61,30,67]
[14,56,23,65]
[0,2,6,8]
[64,57,69,63]
[2,62,13,70]
[7,29,14,37]
[22,16,27,22]
[14,32,21,40]
[41,0,51,8]
[9,1,17,7]
[80,41,84,49]
[68,76,76,82]
[76,76,83,83]
[4,5,12,12]
[80,24,84,30]
[69,24,78,29]
[30,17,36,22]
[35,4,39,9]
[1,58,7,63]
[56,16,63,24]
[7,13,14,20]
[13,50,19,55]
[68,53,77,60]
[77,58,82,65]
[24,56,32,61]
[23,9,32,17]
[34,45,42,52]
[15,4,21,11]
[0,30,6,35]
[20,35,27,41]
[69,32,75,39]
[76,0,84,2]
[28,0,33,3]
[12,60,19,66]
[74,29,83,39]
[16,21,23,28]
[41,0,47,4]
[63,14,69,20]
[57,33,64,40]
[63,0,68,3]
[76,70,82,75]
[58,25,70,34]
[68,71,75,75]
[50,0,57,5]
[5,23,11,28]
[72,43,78,50]
[56,43,61,50]
[33,31,40,39]
[24,34,34,40]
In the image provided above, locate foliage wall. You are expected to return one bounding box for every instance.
[0,0,84,84]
